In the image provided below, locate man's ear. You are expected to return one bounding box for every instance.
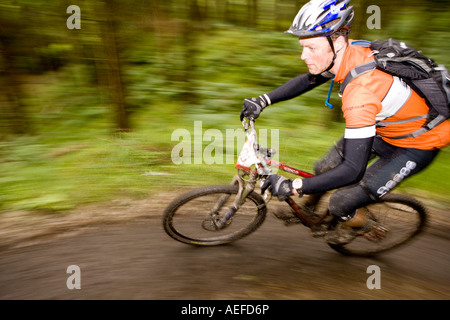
[335,35,348,52]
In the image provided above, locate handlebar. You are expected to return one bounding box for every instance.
[242,118,255,132]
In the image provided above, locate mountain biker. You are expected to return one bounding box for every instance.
[240,0,450,244]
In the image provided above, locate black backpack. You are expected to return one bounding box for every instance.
[340,38,450,139]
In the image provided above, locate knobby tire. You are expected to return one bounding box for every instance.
[328,193,428,257]
[162,185,267,246]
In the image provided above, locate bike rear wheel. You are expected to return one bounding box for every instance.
[328,193,428,257]
[162,185,267,246]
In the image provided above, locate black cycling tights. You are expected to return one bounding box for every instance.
[311,136,440,222]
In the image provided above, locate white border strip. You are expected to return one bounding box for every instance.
[344,125,376,139]
[263,94,272,105]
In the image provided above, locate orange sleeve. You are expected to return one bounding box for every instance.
[341,83,381,139]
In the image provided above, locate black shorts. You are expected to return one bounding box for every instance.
[316,136,440,221]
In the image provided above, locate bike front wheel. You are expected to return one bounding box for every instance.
[328,193,428,257]
[162,185,267,246]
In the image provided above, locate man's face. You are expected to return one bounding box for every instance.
[299,37,334,75]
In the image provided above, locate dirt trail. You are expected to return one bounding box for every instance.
[0,193,449,300]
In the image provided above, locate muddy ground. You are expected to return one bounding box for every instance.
[0,193,449,300]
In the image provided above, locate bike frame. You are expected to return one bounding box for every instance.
[267,160,314,178]
[232,120,321,229]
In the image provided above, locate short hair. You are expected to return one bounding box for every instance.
[324,19,350,42]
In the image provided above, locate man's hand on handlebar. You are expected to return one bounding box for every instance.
[261,174,293,201]
[261,174,303,201]
[240,95,271,121]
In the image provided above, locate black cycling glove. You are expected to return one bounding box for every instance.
[240,95,271,121]
[261,174,294,201]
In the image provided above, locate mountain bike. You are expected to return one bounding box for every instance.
[162,120,428,256]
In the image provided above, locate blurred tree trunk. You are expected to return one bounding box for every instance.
[99,0,130,132]
[0,22,32,135]
[248,0,258,27]
[179,0,202,105]
[351,0,370,40]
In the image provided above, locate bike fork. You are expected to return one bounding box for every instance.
[209,173,257,229]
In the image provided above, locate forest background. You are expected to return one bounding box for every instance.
[1,0,449,214]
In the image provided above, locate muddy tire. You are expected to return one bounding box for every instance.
[162,185,267,246]
[328,194,428,257]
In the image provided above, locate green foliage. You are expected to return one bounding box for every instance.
[0,0,449,213]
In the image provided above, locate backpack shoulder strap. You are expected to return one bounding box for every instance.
[339,60,377,96]
[338,40,375,96]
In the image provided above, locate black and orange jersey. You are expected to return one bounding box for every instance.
[334,41,450,150]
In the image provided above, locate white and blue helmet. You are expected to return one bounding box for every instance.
[286,0,354,38]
